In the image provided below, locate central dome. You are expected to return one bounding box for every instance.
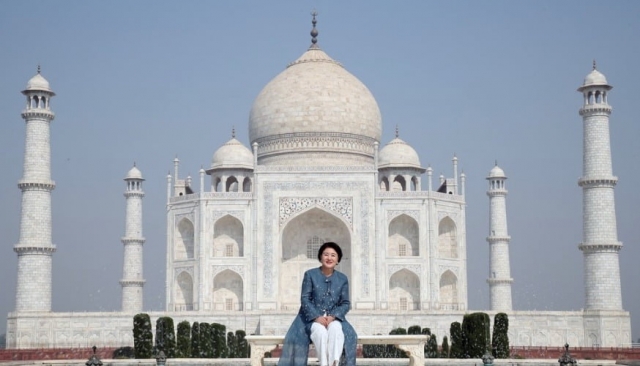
[249,46,382,166]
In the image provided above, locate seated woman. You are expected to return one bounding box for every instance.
[277,242,357,366]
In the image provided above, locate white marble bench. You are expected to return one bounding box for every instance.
[245,334,428,366]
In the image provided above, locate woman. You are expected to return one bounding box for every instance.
[277,242,357,366]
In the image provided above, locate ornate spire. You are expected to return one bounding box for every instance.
[310,9,319,49]
[37,64,41,74]
[395,124,399,138]
[592,59,597,70]
[232,126,236,139]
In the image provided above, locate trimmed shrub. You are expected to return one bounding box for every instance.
[212,323,228,358]
[363,334,385,358]
[227,332,237,357]
[441,336,450,358]
[155,317,177,358]
[190,322,200,358]
[199,322,213,358]
[133,313,153,358]
[421,327,431,356]
[113,346,135,359]
[236,330,249,358]
[462,312,491,358]
[449,322,463,358]
[408,325,422,335]
[426,334,438,358]
[176,320,191,358]
[492,313,510,358]
[387,328,408,358]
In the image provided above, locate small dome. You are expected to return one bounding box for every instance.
[125,165,144,180]
[23,72,54,94]
[488,164,506,178]
[378,138,422,169]
[583,69,608,87]
[211,138,254,170]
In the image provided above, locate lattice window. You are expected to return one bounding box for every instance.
[225,298,233,311]
[399,243,407,257]
[225,244,233,257]
[306,236,324,259]
[399,297,408,311]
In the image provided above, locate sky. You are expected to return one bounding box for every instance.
[1,1,639,342]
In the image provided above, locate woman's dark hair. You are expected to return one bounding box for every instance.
[317,242,342,263]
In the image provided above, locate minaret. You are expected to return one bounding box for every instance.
[14,67,57,312]
[120,164,146,312]
[577,63,622,310]
[486,163,513,311]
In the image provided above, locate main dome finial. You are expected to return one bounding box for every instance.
[593,59,597,70]
[310,9,319,49]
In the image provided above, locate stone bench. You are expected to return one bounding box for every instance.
[245,334,428,366]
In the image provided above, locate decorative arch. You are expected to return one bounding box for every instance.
[242,177,252,192]
[392,175,406,191]
[214,177,222,192]
[213,215,244,257]
[411,176,419,191]
[175,218,194,260]
[175,271,194,311]
[388,214,419,256]
[213,269,243,311]
[588,333,598,346]
[605,332,616,347]
[380,176,389,191]
[280,207,351,310]
[389,269,420,310]
[226,176,239,192]
[438,217,457,258]
[439,270,458,307]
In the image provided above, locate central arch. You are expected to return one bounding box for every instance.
[279,207,351,310]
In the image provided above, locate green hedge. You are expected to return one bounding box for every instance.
[462,312,490,358]
[176,320,191,358]
[449,321,463,358]
[155,317,176,358]
[441,336,450,358]
[212,323,228,358]
[492,313,510,358]
[133,313,153,358]
[236,330,249,358]
[426,334,438,358]
[190,322,200,358]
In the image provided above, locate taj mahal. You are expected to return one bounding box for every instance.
[6,16,631,349]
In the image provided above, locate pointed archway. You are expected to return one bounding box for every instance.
[279,207,351,309]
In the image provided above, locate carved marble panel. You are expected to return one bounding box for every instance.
[212,210,245,223]
[279,197,352,228]
[212,265,245,279]
[388,264,421,278]
[174,266,194,278]
[387,210,420,223]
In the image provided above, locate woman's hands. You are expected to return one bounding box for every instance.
[314,315,336,328]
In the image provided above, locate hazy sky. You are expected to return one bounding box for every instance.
[1,1,639,341]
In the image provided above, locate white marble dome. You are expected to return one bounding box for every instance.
[211,138,254,170]
[582,68,608,87]
[125,165,144,180]
[24,72,54,94]
[248,45,382,165]
[488,164,506,178]
[378,137,422,169]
